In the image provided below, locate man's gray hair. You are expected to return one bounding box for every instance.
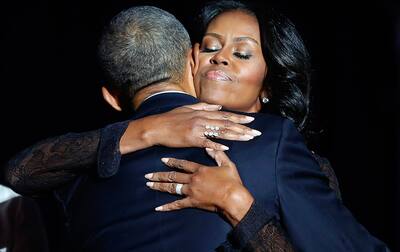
[98,6,191,107]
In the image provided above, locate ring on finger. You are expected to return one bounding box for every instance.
[204,125,220,138]
[205,125,220,131]
[175,183,184,195]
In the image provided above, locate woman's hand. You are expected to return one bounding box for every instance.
[119,103,261,154]
[145,149,254,226]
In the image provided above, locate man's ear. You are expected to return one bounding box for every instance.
[182,49,197,97]
[101,86,122,111]
[191,43,200,76]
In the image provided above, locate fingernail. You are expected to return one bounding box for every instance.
[155,206,163,211]
[161,158,169,163]
[242,116,255,123]
[144,173,153,179]
[250,130,262,136]
[205,148,214,152]
[205,104,222,111]
[221,145,229,150]
[239,135,254,141]
[146,182,154,187]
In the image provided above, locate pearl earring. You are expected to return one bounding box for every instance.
[262,97,269,104]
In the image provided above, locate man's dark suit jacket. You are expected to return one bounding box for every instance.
[64,93,386,251]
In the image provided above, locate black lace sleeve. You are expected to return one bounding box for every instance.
[242,222,294,252]
[312,152,342,201]
[216,201,294,252]
[3,120,129,196]
[3,130,100,195]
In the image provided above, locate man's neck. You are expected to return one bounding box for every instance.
[132,82,193,110]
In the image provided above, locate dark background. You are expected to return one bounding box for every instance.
[1,0,398,250]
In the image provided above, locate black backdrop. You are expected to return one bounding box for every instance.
[1,0,398,250]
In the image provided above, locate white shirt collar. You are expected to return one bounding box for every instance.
[142,90,189,103]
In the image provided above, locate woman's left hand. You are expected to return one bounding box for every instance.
[145,149,254,226]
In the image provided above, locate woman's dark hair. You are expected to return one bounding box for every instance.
[198,0,312,133]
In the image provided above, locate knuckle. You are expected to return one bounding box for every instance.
[168,183,175,193]
[209,141,219,149]
[190,174,202,184]
[167,171,176,182]
[174,201,182,208]
[222,112,231,120]
[193,110,203,118]
[191,117,204,128]
[197,166,207,175]
[176,160,185,169]
[163,204,171,211]
[166,158,176,167]
[186,186,194,195]
[201,138,209,147]
[223,120,233,128]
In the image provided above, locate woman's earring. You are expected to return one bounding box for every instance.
[262,97,269,104]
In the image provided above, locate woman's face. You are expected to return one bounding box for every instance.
[194,10,267,113]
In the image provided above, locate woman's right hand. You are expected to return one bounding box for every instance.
[120,102,261,154]
[145,148,254,227]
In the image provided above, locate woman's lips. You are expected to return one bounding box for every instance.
[205,70,232,81]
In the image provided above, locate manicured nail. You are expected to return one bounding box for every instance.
[146,182,154,187]
[239,135,254,141]
[250,130,262,136]
[155,206,163,211]
[205,148,214,152]
[161,158,169,163]
[221,145,229,150]
[241,116,255,123]
[205,104,222,111]
[144,173,153,179]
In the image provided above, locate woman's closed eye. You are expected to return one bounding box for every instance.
[201,47,220,53]
[233,52,252,60]
[201,47,252,60]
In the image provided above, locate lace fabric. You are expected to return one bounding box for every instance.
[4,131,100,195]
[244,221,294,252]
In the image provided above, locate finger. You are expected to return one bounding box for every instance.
[155,198,192,211]
[161,158,201,173]
[184,102,222,111]
[201,119,261,138]
[205,148,234,167]
[200,138,229,151]
[196,110,255,124]
[146,182,188,195]
[145,171,191,184]
[202,127,256,141]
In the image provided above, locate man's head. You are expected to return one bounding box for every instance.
[98,6,193,111]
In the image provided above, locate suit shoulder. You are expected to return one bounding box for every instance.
[253,113,296,132]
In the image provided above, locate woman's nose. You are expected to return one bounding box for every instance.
[210,52,229,66]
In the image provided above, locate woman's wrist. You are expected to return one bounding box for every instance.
[220,185,254,227]
[119,116,158,154]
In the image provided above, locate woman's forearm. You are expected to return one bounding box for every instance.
[3,118,150,195]
[4,130,101,195]
[4,104,258,195]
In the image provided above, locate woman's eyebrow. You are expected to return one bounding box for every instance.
[204,32,223,39]
[204,33,259,45]
[233,37,259,45]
